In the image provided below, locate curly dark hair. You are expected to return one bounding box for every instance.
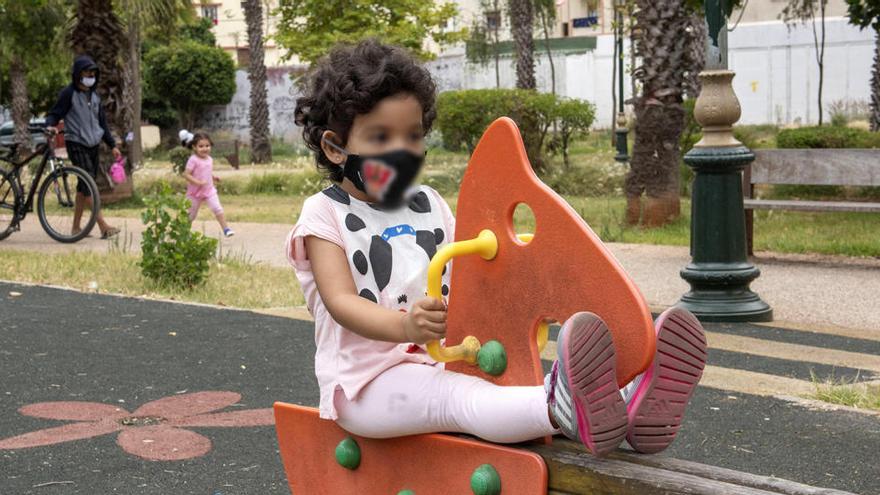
[294,38,437,182]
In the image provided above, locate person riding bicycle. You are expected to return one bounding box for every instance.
[45,55,120,239]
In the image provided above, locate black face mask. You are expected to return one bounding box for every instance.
[323,139,426,208]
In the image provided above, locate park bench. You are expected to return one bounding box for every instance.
[743,149,880,255]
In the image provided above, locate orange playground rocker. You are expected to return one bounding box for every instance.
[275,117,659,494]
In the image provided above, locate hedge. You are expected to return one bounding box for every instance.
[776,126,880,149]
[435,89,594,171]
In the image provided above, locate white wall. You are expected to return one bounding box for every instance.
[729,18,874,125]
[427,18,875,128]
[196,68,304,142]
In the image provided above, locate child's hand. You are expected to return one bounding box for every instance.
[212,175,221,183]
[402,297,447,344]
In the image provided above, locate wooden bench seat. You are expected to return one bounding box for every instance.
[743,199,880,213]
[743,149,880,255]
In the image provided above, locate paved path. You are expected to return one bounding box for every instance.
[3,215,879,336]
[0,283,877,494]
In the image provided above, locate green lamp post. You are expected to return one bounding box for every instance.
[613,0,629,163]
[677,0,772,321]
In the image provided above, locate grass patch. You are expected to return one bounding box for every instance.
[810,373,880,411]
[106,193,880,257]
[115,132,880,258]
[0,248,303,310]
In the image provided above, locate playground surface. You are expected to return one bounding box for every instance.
[0,282,878,494]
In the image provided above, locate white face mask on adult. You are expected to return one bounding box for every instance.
[81,77,96,88]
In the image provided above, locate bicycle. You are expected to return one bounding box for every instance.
[0,127,101,243]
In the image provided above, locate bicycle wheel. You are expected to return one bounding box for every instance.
[37,166,100,243]
[0,168,22,241]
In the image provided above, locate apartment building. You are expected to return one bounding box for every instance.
[193,1,296,67]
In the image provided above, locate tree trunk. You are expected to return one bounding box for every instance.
[70,0,127,142]
[808,0,827,125]
[539,9,556,95]
[872,30,880,132]
[630,100,684,226]
[9,55,31,154]
[628,0,693,227]
[243,0,272,163]
[493,0,501,88]
[508,0,536,89]
[124,14,144,171]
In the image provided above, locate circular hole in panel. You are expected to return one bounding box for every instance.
[511,202,535,245]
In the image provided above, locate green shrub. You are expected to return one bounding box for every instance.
[169,147,190,175]
[776,126,880,149]
[139,182,218,288]
[550,98,596,168]
[436,89,558,171]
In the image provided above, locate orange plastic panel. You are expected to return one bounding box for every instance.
[274,403,548,495]
[445,117,655,387]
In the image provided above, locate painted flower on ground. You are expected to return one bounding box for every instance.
[0,391,274,461]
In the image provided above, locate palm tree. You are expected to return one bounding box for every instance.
[626,0,701,226]
[873,33,880,131]
[534,0,557,95]
[844,0,880,131]
[507,0,536,89]
[242,0,272,164]
[116,0,191,169]
[69,0,127,141]
[7,56,30,153]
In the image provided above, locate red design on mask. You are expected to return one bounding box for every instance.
[362,159,396,199]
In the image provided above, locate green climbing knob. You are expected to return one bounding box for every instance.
[477,340,507,376]
[397,491,415,495]
[334,436,361,470]
[470,464,501,495]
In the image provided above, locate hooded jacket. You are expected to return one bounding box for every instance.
[45,55,116,149]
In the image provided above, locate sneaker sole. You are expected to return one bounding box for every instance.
[626,307,707,454]
[559,312,628,456]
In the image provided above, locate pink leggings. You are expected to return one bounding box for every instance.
[187,194,223,221]
[334,363,559,443]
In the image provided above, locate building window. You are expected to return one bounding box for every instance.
[201,5,219,25]
[486,11,501,30]
[562,21,569,37]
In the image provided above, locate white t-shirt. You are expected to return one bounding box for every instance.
[287,184,455,419]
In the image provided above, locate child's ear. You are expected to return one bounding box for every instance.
[320,130,346,166]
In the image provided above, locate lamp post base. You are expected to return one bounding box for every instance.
[678,262,773,322]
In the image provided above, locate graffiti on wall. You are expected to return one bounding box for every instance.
[197,69,303,142]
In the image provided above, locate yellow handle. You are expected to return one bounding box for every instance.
[426,230,498,363]
[424,231,547,363]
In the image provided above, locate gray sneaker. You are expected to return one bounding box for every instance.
[546,312,628,456]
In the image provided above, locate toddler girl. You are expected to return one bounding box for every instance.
[287,39,707,456]
[180,130,234,237]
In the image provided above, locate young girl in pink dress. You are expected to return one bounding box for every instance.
[181,131,234,237]
[286,39,707,456]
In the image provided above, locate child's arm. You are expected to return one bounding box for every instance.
[306,235,446,344]
[181,171,206,186]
